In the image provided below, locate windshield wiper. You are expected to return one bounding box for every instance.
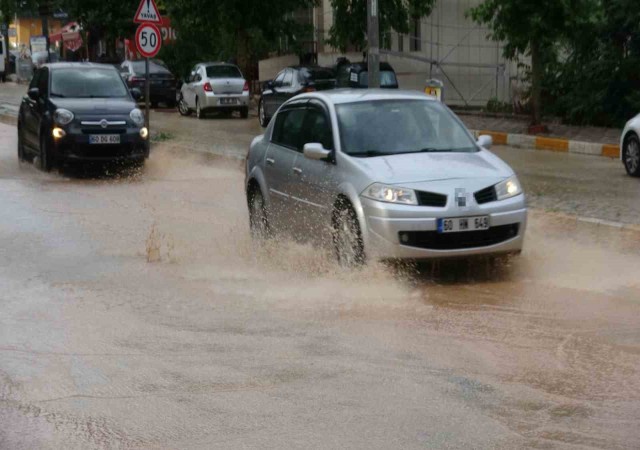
[50,93,66,98]
[348,150,394,157]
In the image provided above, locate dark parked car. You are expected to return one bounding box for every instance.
[17,63,150,171]
[258,66,336,127]
[120,59,177,107]
[336,60,399,89]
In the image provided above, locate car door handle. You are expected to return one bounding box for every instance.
[266,158,275,165]
[292,167,303,175]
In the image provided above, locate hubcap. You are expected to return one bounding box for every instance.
[626,140,640,173]
[259,102,265,124]
[179,98,188,114]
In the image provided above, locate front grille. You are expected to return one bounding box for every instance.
[474,186,497,204]
[61,143,144,158]
[81,128,127,135]
[416,190,447,207]
[399,224,519,250]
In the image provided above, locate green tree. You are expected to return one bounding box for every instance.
[164,0,318,80]
[327,0,435,52]
[468,0,595,125]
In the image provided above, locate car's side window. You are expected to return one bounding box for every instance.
[37,68,49,97]
[304,106,334,150]
[274,71,286,88]
[282,69,293,87]
[272,107,307,151]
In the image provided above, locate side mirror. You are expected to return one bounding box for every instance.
[303,143,332,161]
[130,88,142,100]
[27,87,40,100]
[477,134,493,149]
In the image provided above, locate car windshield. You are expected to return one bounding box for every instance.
[358,70,398,87]
[336,99,477,157]
[206,65,242,78]
[50,68,129,98]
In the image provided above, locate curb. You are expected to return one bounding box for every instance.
[470,129,620,159]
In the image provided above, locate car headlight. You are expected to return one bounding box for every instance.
[53,108,74,126]
[495,176,522,201]
[362,183,418,205]
[130,108,144,126]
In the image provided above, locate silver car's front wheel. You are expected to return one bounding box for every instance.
[178,94,191,116]
[248,188,271,240]
[333,204,365,267]
[624,134,640,177]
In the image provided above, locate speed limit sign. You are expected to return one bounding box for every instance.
[135,23,162,58]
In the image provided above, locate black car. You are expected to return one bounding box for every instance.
[120,59,177,108]
[336,60,399,89]
[17,62,150,171]
[258,66,336,127]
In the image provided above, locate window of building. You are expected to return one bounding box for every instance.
[410,18,421,52]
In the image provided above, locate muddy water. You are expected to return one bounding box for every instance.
[1,126,639,448]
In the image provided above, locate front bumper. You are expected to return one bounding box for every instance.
[361,195,527,260]
[201,92,250,110]
[52,127,149,162]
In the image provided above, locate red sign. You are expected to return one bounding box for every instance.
[135,23,162,58]
[134,0,162,24]
[159,17,176,44]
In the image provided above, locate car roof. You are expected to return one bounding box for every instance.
[45,62,117,71]
[344,62,395,71]
[297,89,437,105]
[201,62,238,67]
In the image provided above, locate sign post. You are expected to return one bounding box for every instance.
[367,0,380,89]
[134,0,162,135]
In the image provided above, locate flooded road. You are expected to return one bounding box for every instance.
[1,122,639,449]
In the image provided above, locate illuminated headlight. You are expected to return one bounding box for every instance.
[495,176,522,201]
[362,183,417,205]
[52,127,66,139]
[140,127,149,139]
[130,108,145,126]
[53,108,74,126]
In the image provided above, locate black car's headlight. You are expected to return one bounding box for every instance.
[130,108,144,127]
[53,108,74,126]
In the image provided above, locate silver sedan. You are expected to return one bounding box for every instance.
[245,89,527,265]
[178,62,250,119]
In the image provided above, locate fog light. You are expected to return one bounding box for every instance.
[400,232,410,244]
[140,127,149,139]
[52,127,66,139]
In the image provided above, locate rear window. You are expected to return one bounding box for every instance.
[206,65,242,79]
[358,70,398,88]
[299,68,335,82]
[131,60,170,74]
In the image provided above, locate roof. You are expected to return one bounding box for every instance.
[347,61,395,72]
[45,62,116,70]
[300,89,437,105]
[199,62,239,67]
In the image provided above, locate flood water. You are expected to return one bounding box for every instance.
[1,125,639,449]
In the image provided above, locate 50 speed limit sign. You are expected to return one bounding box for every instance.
[135,23,162,58]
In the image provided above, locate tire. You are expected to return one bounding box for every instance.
[38,131,53,172]
[196,98,205,119]
[332,202,365,267]
[258,98,269,127]
[150,101,158,108]
[623,133,640,177]
[248,186,271,240]
[178,94,191,116]
[166,99,176,108]
[240,106,249,119]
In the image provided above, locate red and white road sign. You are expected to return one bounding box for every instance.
[134,0,162,24]
[135,23,162,58]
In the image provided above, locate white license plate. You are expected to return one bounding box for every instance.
[89,135,120,145]
[220,98,237,105]
[438,216,490,233]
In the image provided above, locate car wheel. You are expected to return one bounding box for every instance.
[248,186,271,240]
[258,99,269,127]
[332,202,365,267]
[196,98,205,119]
[38,131,53,172]
[166,99,176,108]
[623,133,640,177]
[240,106,249,119]
[178,95,191,116]
[150,101,158,108]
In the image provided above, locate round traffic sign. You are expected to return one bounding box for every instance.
[135,23,162,58]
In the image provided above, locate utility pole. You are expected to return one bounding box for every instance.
[38,0,51,62]
[367,0,380,89]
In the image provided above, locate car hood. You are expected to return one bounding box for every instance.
[50,98,136,115]
[351,150,514,184]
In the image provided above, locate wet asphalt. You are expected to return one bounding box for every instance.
[0,118,639,449]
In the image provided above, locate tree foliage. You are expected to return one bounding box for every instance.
[327,0,435,52]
